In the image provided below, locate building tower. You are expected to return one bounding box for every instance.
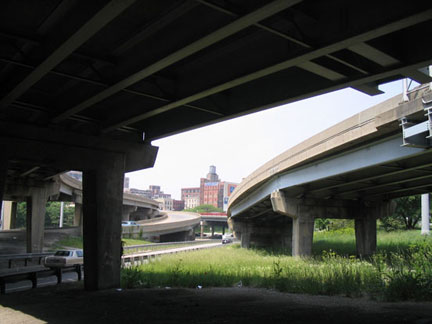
[206,165,219,182]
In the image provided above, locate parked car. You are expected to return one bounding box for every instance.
[222,233,234,244]
[122,221,138,226]
[44,249,83,268]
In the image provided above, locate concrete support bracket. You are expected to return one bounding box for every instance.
[270,190,297,218]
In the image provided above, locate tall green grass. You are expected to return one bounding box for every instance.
[121,230,432,301]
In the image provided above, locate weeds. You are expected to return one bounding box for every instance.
[121,230,432,301]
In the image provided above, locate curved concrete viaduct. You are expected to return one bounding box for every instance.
[2,174,200,247]
[59,174,201,241]
[228,85,432,256]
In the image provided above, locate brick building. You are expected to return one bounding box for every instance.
[180,166,238,211]
[173,199,185,211]
[181,187,200,210]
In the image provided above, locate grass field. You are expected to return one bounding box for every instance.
[121,230,432,301]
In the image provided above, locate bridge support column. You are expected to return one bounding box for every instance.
[355,202,391,257]
[26,188,48,253]
[292,209,315,257]
[200,221,204,239]
[355,215,376,258]
[74,203,82,227]
[82,154,125,291]
[122,205,137,221]
[10,201,17,229]
[74,203,83,236]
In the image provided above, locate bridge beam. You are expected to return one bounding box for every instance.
[82,153,125,291]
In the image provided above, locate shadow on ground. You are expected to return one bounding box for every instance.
[1,282,432,324]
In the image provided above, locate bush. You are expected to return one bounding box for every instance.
[382,239,432,301]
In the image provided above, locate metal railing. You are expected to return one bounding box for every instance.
[0,252,53,268]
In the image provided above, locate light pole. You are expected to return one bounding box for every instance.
[421,194,430,235]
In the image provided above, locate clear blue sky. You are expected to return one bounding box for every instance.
[127,80,408,200]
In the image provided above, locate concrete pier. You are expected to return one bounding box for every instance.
[25,189,48,253]
[82,155,125,291]
[292,211,314,257]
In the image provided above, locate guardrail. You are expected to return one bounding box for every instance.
[0,264,82,294]
[122,242,222,267]
[123,239,214,252]
[0,252,53,268]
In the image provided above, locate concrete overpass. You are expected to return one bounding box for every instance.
[1,1,432,290]
[228,84,432,256]
[125,211,201,242]
[199,212,229,237]
[2,173,201,244]
[58,173,161,225]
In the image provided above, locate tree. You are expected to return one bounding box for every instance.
[381,196,422,231]
[15,201,75,228]
[185,204,223,213]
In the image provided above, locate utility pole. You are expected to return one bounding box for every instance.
[421,194,430,235]
[59,201,64,228]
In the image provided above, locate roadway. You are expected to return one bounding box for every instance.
[124,211,201,240]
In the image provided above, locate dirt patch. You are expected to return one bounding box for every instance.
[1,282,432,324]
